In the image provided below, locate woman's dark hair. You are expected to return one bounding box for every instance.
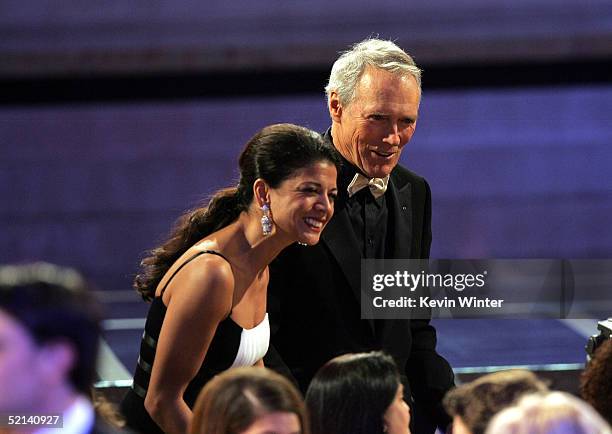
[135,123,340,300]
[191,366,309,434]
[305,351,401,434]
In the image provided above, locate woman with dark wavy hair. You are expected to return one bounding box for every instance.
[190,367,308,434]
[305,352,410,434]
[120,124,340,434]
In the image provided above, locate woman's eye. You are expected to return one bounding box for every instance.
[299,187,318,194]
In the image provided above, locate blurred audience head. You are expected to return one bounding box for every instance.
[486,391,612,434]
[581,339,612,425]
[191,366,308,434]
[0,262,102,414]
[443,369,549,434]
[305,351,410,434]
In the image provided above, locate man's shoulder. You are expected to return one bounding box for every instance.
[391,164,429,188]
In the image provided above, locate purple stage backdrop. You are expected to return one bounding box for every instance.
[2,86,612,291]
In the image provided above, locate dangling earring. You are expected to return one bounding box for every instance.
[261,203,273,236]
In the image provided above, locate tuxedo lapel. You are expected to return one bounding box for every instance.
[389,172,414,259]
[321,205,362,302]
[373,173,415,349]
[322,209,377,333]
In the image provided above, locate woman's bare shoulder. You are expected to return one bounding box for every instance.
[164,250,235,317]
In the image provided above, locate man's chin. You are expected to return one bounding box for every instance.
[365,167,394,178]
[362,159,397,178]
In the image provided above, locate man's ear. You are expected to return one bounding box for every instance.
[328,91,343,122]
[253,179,270,207]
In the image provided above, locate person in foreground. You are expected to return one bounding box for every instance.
[190,366,308,434]
[305,352,410,434]
[443,369,549,434]
[120,124,340,434]
[0,262,125,434]
[265,38,454,433]
[580,339,612,425]
[486,391,612,434]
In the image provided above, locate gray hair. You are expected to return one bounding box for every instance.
[325,38,422,106]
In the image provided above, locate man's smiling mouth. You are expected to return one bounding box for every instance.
[372,150,394,158]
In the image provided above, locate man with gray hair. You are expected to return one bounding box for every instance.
[266,38,454,433]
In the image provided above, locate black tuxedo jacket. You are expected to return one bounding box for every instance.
[265,153,455,432]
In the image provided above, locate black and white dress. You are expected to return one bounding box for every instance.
[120,251,270,434]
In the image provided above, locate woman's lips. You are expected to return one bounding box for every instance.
[304,217,325,231]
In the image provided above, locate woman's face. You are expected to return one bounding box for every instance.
[383,383,411,434]
[268,161,338,245]
[240,411,301,434]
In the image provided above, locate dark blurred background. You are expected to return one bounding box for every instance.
[1,0,611,379]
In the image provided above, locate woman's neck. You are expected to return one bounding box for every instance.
[206,210,293,274]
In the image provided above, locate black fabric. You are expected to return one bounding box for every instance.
[120,251,242,434]
[341,155,390,259]
[264,128,454,434]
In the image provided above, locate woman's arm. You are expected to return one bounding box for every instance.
[144,254,234,434]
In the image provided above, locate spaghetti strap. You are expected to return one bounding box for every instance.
[159,250,230,296]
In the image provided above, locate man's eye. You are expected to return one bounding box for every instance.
[329,193,338,202]
[369,114,385,121]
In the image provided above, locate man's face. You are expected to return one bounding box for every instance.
[0,309,42,412]
[330,67,420,178]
